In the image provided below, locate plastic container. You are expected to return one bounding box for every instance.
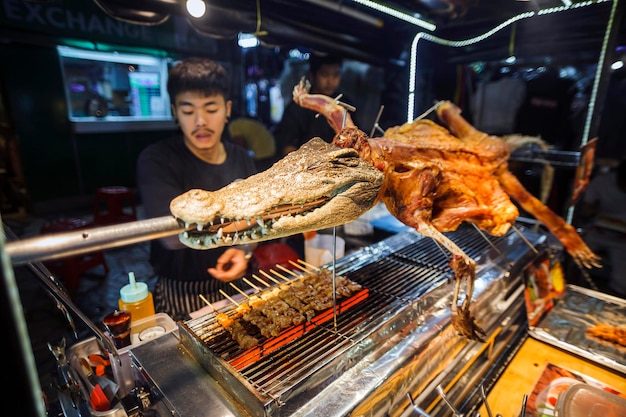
[118,272,155,322]
[304,234,345,267]
[555,383,626,417]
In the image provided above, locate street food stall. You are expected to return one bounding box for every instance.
[2,1,626,417]
[4,211,626,417]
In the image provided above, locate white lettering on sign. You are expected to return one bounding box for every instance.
[2,0,154,42]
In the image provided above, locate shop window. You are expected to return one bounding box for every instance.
[57,46,174,133]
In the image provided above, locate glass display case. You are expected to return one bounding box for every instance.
[57,46,175,133]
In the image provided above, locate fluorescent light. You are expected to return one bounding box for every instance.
[406,0,611,121]
[186,0,206,18]
[351,0,436,31]
[57,46,162,66]
[304,0,383,27]
[407,12,534,120]
[238,33,260,49]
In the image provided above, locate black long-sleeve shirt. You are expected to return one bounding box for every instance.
[136,136,257,283]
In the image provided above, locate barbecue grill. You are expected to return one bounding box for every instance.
[0,74,608,416]
[128,222,550,417]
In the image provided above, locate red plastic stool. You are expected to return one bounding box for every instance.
[40,217,109,295]
[93,186,137,225]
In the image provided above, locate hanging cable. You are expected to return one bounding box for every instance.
[254,0,268,36]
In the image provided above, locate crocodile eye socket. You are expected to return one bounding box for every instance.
[335,156,360,168]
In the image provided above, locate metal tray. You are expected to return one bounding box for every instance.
[528,284,626,375]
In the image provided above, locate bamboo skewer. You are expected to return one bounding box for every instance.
[252,274,270,287]
[265,270,291,285]
[276,264,300,279]
[243,277,263,293]
[229,282,251,300]
[219,289,240,306]
[259,269,289,286]
[198,294,216,312]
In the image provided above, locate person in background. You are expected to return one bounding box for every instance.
[273,53,358,259]
[579,158,626,297]
[274,52,356,156]
[137,57,258,321]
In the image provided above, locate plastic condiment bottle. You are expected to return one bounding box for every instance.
[118,272,155,322]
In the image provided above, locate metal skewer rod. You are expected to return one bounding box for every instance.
[337,100,356,113]
[370,105,385,137]
[510,224,539,254]
[432,239,452,262]
[5,215,184,265]
[406,392,432,417]
[480,384,494,417]
[436,385,464,417]
[331,227,339,329]
[519,394,528,417]
[413,100,444,122]
[470,223,512,266]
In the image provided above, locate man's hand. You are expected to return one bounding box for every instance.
[208,248,249,282]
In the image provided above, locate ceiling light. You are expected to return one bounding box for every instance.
[186,0,206,18]
[238,33,259,49]
[611,60,624,70]
[351,0,436,31]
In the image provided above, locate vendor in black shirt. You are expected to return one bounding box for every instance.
[137,58,257,321]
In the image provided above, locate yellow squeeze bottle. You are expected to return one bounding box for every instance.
[118,272,155,322]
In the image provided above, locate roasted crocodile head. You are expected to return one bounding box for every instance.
[170,137,384,249]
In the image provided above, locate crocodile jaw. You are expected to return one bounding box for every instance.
[170,137,384,250]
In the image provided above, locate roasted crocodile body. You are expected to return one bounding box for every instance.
[170,137,384,250]
[292,79,600,341]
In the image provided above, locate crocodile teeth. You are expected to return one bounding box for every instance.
[216,228,223,239]
[257,217,265,228]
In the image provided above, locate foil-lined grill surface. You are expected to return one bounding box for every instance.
[179,225,545,417]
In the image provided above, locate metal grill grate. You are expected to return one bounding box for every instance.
[179,225,533,415]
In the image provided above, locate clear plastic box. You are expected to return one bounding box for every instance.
[555,383,626,417]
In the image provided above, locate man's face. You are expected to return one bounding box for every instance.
[311,63,342,96]
[172,91,232,151]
